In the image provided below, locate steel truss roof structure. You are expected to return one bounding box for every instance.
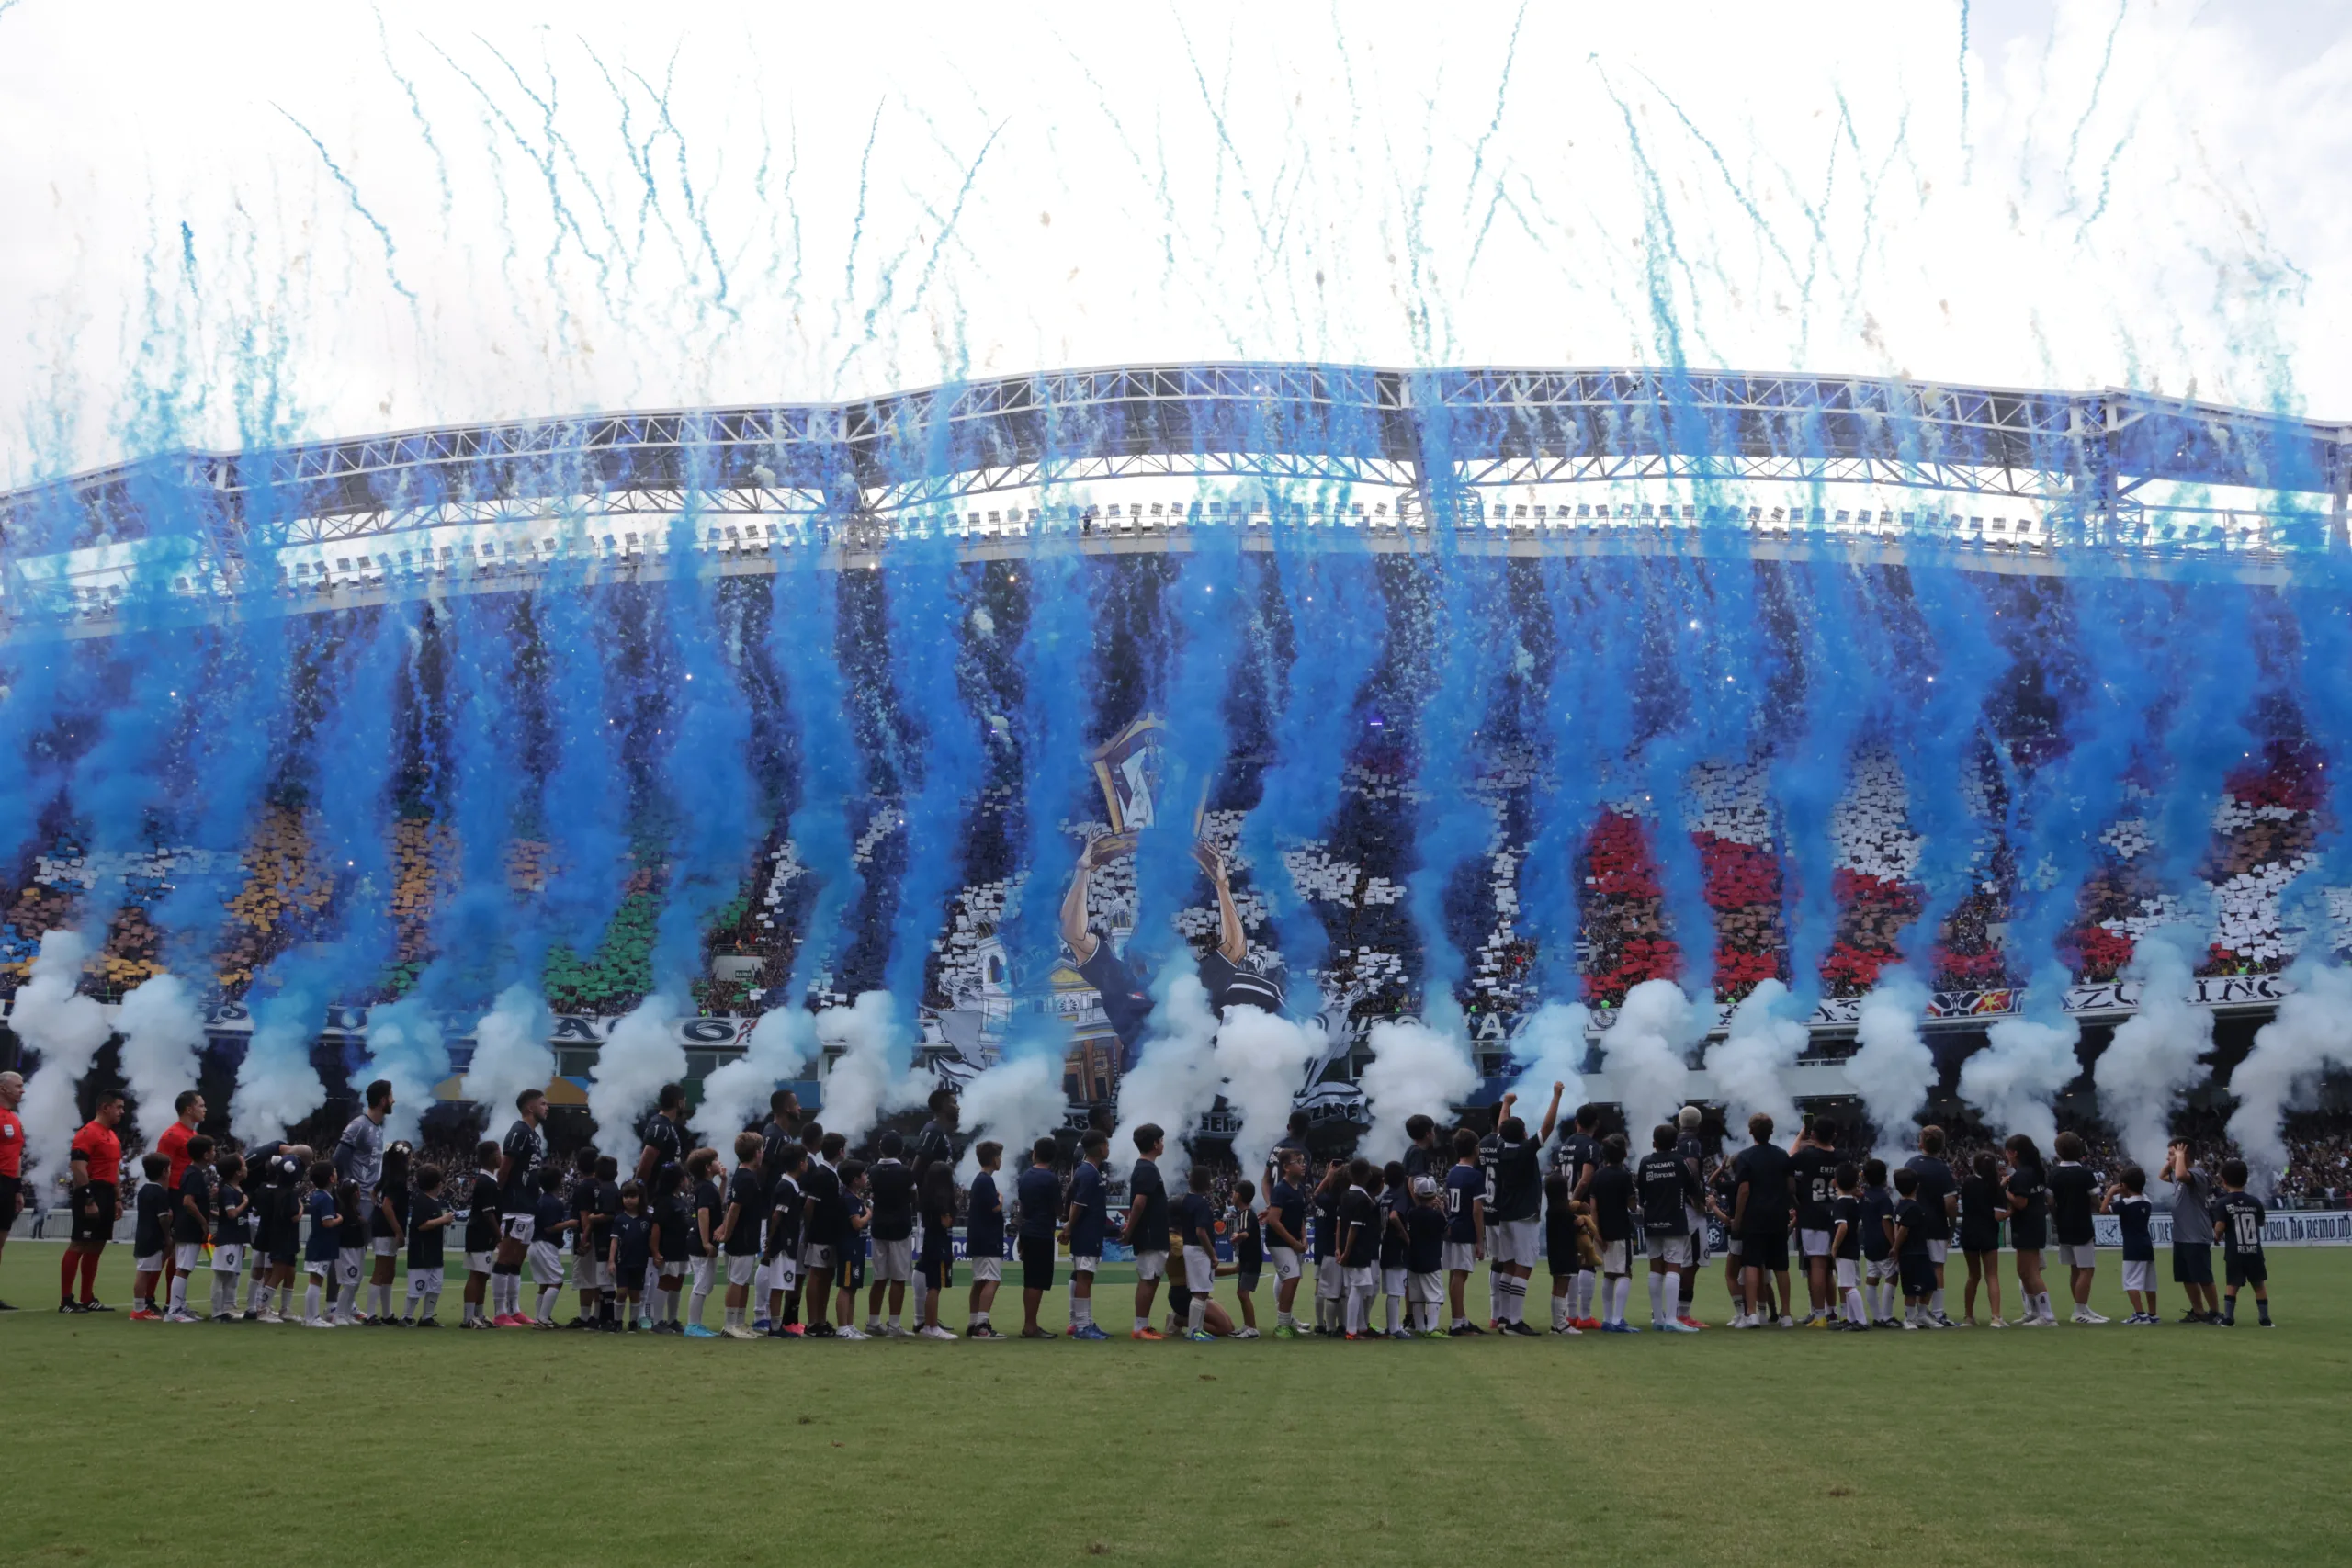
[2,362,2346,598]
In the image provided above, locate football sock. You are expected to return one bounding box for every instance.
[247,1276,267,1313]
[1552,1292,1570,1330]
[689,1283,711,1328]
[277,1283,293,1315]
[1845,1286,1867,1323]
[1609,1276,1632,1325]
[1575,1269,1596,1320]
[1385,1296,1401,1334]
[1646,1273,1667,1323]
[725,1306,743,1330]
[79,1250,101,1301]
[1072,1296,1093,1328]
[1929,1287,1946,1318]
[61,1252,78,1302]
[305,1283,323,1321]
[2256,1301,2270,1325]
[1187,1299,1206,1336]
[539,1286,560,1321]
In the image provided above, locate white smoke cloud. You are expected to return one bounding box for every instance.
[955,1052,1069,1185]
[2225,960,2352,1190]
[116,969,205,1133]
[585,989,687,1145]
[1506,1001,1590,1133]
[1959,1012,2080,1154]
[816,991,931,1145]
[231,988,329,1144]
[1845,973,1936,1156]
[1111,969,1223,1187]
[462,984,555,1124]
[359,995,448,1145]
[1359,1010,1478,1165]
[15,931,112,1199]
[695,1006,815,1153]
[1704,978,1806,1144]
[1214,1003,1324,1179]
[1596,977,1697,1136]
[2092,932,2213,1178]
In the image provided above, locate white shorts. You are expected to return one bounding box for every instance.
[767,1256,798,1292]
[526,1242,568,1287]
[500,1213,536,1246]
[572,1258,608,1291]
[1133,1249,1169,1282]
[372,1236,399,1258]
[2121,1259,2154,1292]
[1600,1240,1629,1275]
[1686,1210,1710,1261]
[1726,1236,1744,1258]
[335,1247,365,1287]
[1836,1258,1860,1290]
[1442,1242,1479,1274]
[1316,1258,1344,1299]
[174,1242,207,1271]
[211,1244,244,1275]
[873,1238,913,1282]
[1801,1229,1832,1258]
[1654,1235,1694,1268]
[135,1251,164,1275]
[406,1267,444,1295]
[799,1241,835,1273]
[466,1250,497,1276]
[2057,1242,2098,1270]
[725,1254,761,1288]
[1183,1247,1215,1293]
[688,1256,715,1294]
[1071,1254,1101,1276]
[1926,1239,1950,1264]
[968,1256,1003,1283]
[1409,1269,1443,1305]
[306,1258,334,1280]
[1343,1264,1376,1294]
[1381,1267,1408,1298]
[1269,1246,1303,1282]
[1490,1218,1541,1267]
[1867,1257,1899,1283]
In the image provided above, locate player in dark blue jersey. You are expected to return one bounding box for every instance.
[1061,1132,1113,1340]
[1634,1123,1703,1333]
[1264,1149,1310,1337]
[1827,1163,1870,1330]
[1442,1127,1487,1334]
[2213,1158,2272,1327]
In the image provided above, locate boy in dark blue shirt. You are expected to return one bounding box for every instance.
[1443,1127,1487,1335]
[1890,1167,1937,1329]
[1405,1176,1449,1336]
[164,1135,216,1323]
[1015,1136,1063,1339]
[1264,1149,1309,1337]
[1229,1179,1263,1337]
[1860,1158,1898,1328]
[964,1140,1007,1340]
[402,1165,453,1326]
[209,1154,250,1322]
[717,1133,765,1339]
[607,1182,654,1333]
[1311,1159,1347,1336]
[1122,1124,1171,1340]
[129,1153,171,1320]
[2214,1158,2272,1327]
[1060,1132,1111,1340]
[302,1160,344,1328]
[1827,1163,1869,1331]
[1177,1163,1219,1341]
[529,1168,575,1327]
[2104,1165,2158,1324]
[1376,1163,1411,1341]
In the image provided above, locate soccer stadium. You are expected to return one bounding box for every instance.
[3,9,2349,1567]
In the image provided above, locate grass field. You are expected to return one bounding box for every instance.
[4,1240,2346,1567]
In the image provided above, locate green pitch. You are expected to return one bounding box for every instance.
[3,1243,2343,1567]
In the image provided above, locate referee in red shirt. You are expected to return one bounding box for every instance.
[64,1090,127,1312]
[0,1070,24,1310]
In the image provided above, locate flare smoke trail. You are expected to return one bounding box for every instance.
[1704,978,1806,1139]
[15,931,112,1197]
[1596,976,1696,1134]
[2225,961,2352,1190]
[1112,970,1224,1185]
[358,995,449,1144]
[230,970,331,1143]
[1956,965,2081,1151]
[1506,1000,1590,1125]
[463,983,556,1121]
[1360,1006,1480,1164]
[695,1006,815,1151]
[955,1012,1074,1184]
[819,990,931,1144]
[1213,1004,1324,1179]
[1845,974,1936,1154]
[586,989,687,1141]
[115,972,206,1129]
[2090,932,2212,1177]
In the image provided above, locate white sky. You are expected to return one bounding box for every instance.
[1,0,2347,480]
